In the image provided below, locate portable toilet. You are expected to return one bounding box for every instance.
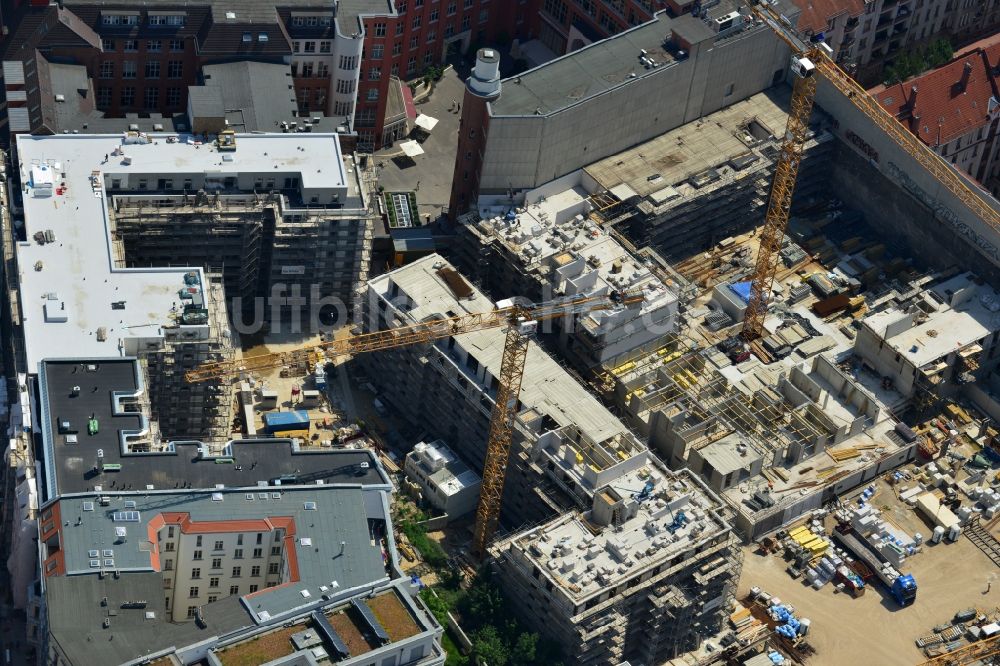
[948,524,962,542]
[931,526,945,544]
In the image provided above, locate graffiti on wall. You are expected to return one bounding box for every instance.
[887,161,1000,261]
[846,130,879,163]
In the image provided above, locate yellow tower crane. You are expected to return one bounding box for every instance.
[741,0,1000,341]
[185,290,643,558]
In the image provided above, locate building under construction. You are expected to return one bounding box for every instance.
[362,255,682,523]
[490,465,741,665]
[451,175,680,372]
[106,132,375,325]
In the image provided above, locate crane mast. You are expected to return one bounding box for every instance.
[473,322,531,558]
[742,59,817,340]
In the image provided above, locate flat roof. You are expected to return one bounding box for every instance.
[15,133,347,372]
[500,467,729,603]
[490,15,675,117]
[56,486,389,619]
[862,272,1000,368]
[39,359,387,499]
[47,484,404,666]
[370,255,631,443]
[584,90,790,199]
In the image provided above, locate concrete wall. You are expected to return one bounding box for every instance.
[817,81,1000,280]
[479,27,789,193]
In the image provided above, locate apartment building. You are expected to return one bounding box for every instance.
[873,40,1000,198]
[853,271,1000,409]
[490,465,742,665]
[449,3,798,217]
[452,169,679,373]
[360,254,659,525]
[0,0,520,149]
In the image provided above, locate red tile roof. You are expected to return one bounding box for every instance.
[875,48,1000,146]
[792,0,865,34]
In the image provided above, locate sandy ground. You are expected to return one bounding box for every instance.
[739,531,1000,665]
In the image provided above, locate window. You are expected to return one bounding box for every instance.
[188,587,199,598]
[333,100,353,116]
[191,568,201,579]
[122,61,137,79]
[249,584,259,593]
[163,558,173,571]
[234,548,244,559]
[168,61,183,78]
[369,66,381,80]
[167,87,181,107]
[302,62,314,77]
[448,1,456,15]
[461,15,470,30]
[271,545,282,556]
[479,8,489,22]
[304,41,316,52]
[372,44,384,59]
[464,0,472,7]
[397,22,405,35]
[102,38,115,51]
[120,86,135,106]
[124,39,138,52]
[99,61,114,79]
[399,2,407,13]
[145,61,160,78]
[193,550,203,560]
[207,595,218,604]
[320,41,332,53]
[423,51,434,65]
[196,537,203,547]
[229,585,239,594]
[149,14,185,26]
[144,87,159,108]
[187,606,197,618]
[412,15,422,28]
[147,40,162,52]
[251,565,261,577]
[256,534,263,545]
[242,32,252,42]
[170,38,184,51]
[268,562,280,575]
[103,14,139,26]
[336,79,355,94]
[427,29,436,43]
[410,35,419,49]
[318,62,329,77]
[97,86,112,106]
[393,41,402,55]
[209,577,220,588]
[445,24,454,37]
[237,535,244,546]
[374,22,387,36]
[253,548,263,558]
[164,541,175,552]
[211,558,222,569]
[430,8,439,21]
[367,88,379,101]
[407,56,417,74]
[232,566,242,577]
[339,55,358,70]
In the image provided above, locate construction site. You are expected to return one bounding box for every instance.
[9,2,1000,666]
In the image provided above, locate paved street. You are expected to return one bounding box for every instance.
[375,65,467,223]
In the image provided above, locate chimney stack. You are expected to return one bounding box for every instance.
[960,61,973,92]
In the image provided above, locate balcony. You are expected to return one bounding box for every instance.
[874,30,889,43]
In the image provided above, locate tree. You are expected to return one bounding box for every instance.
[458,578,505,630]
[926,38,954,68]
[509,632,538,666]
[472,626,509,666]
